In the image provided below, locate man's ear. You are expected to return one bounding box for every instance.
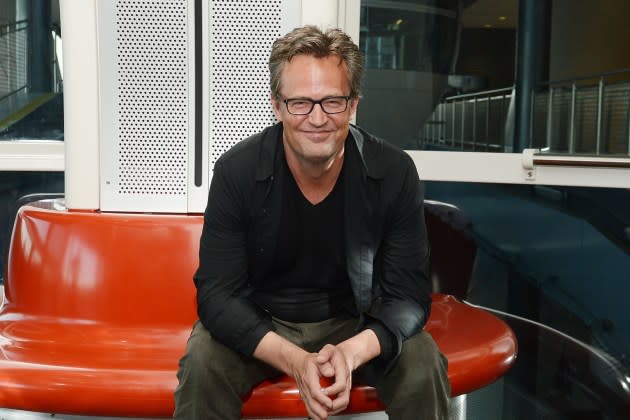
[349,97,360,121]
[270,93,283,122]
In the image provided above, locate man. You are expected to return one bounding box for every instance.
[174,25,450,420]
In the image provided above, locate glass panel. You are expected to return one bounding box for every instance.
[0,171,64,282]
[361,0,630,158]
[0,1,63,281]
[360,4,457,73]
[357,0,459,149]
[426,180,630,418]
[0,0,63,141]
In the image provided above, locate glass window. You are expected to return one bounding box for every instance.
[360,0,630,159]
[0,0,63,281]
[357,0,460,149]
[360,3,458,73]
[0,0,63,141]
[359,1,630,417]
[426,180,630,418]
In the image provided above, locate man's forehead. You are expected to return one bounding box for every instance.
[280,54,348,77]
[286,52,343,64]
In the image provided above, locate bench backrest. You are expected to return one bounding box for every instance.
[6,203,200,325]
[5,199,476,325]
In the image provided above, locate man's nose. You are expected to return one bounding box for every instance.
[308,103,328,125]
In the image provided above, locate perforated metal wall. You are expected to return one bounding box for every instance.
[208,0,282,165]
[115,0,189,197]
[99,0,300,212]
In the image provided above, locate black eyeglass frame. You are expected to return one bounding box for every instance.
[280,96,352,115]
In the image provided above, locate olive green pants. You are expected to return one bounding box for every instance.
[173,316,450,419]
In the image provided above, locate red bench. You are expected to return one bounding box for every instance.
[0,199,517,418]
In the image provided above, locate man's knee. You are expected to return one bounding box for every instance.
[385,331,450,400]
[176,321,240,388]
[174,321,247,419]
[373,331,450,419]
[400,332,448,382]
[176,321,279,395]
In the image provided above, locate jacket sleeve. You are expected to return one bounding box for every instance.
[194,160,273,356]
[363,154,431,370]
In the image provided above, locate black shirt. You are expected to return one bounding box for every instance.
[251,157,355,322]
[195,124,429,366]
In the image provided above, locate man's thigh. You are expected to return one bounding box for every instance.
[179,315,360,395]
[357,330,450,411]
[179,320,282,395]
[272,315,360,353]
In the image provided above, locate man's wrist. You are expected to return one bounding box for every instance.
[254,331,308,375]
[281,340,308,374]
[364,321,397,362]
[338,329,381,370]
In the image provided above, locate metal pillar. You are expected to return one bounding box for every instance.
[29,0,53,93]
[513,0,550,153]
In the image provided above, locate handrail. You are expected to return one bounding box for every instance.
[0,86,28,102]
[425,70,630,157]
[445,86,513,101]
[0,19,28,26]
[522,148,630,169]
[0,19,30,113]
[534,74,630,156]
[423,87,513,152]
[532,155,630,169]
[538,68,630,87]
[0,20,28,36]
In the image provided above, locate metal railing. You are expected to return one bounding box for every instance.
[0,20,29,101]
[423,69,630,157]
[532,69,630,156]
[422,87,513,152]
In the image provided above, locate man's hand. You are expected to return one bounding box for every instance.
[290,351,335,419]
[316,329,383,415]
[317,344,353,415]
[253,329,381,419]
[253,332,333,420]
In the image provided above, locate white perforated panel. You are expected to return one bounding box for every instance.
[115,0,189,197]
[99,0,300,212]
[208,0,282,165]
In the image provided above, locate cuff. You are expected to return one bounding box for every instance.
[241,321,275,357]
[364,320,397,363]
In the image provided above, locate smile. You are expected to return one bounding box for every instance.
[303,130,332,139]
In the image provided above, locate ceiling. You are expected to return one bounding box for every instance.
[462,0,519,29]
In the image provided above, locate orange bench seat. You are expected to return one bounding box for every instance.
[0,200,517,418]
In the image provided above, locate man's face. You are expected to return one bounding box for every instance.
[271,54,358,166]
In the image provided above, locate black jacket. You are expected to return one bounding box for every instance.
[194,123,431,368]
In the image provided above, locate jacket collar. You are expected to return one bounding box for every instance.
[254,122,387,181]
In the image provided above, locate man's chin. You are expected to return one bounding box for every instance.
[298,149,339,166]
[304,154,334,164]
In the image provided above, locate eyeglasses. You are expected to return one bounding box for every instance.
[281,96,351,115]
